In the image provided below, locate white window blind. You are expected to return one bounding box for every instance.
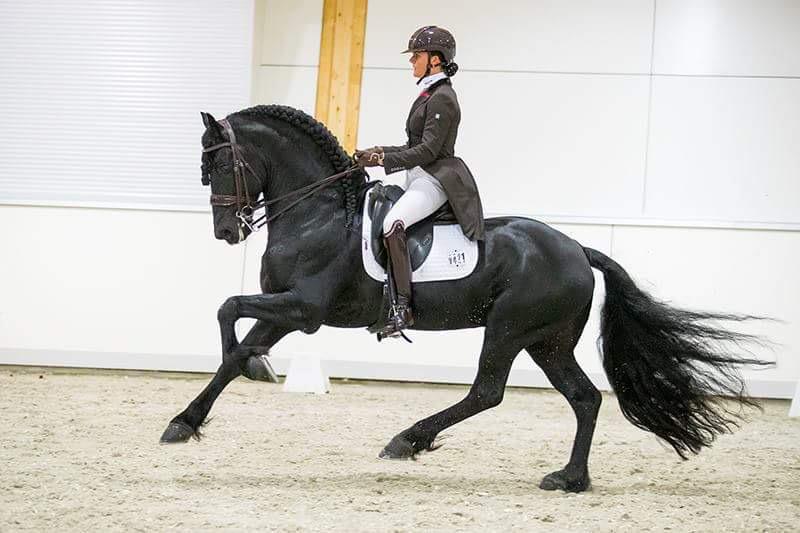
[0,0,254,210]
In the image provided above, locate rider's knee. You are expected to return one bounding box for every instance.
[383,217,403,235]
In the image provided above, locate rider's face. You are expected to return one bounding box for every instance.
[409,51,429,78]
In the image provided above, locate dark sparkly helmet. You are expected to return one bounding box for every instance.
[402,26,456,63]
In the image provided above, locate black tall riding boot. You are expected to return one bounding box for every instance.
[380,221,414,337]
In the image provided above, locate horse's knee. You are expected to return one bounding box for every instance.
[218,296,239,323]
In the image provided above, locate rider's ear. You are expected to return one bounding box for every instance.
[201,111,224,141]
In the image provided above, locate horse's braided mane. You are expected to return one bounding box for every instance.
[234,104,366,227]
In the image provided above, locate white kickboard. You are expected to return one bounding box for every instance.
[790,381,800,417]
[283,354,330,394]
[361,186,479,283]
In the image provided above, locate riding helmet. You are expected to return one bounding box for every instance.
[402,26,456,63]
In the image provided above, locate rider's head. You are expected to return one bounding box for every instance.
[403,26,459,81]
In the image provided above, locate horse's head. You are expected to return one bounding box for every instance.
[200,111,262,245]
[200,106,366,244]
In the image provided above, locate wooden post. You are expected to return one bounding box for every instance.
[315,0,368,153]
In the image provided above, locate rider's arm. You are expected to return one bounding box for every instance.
[381,144,407,154]
[382,93,454,174]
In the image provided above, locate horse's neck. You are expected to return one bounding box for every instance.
[247,127,344,234]
[250,121,337,200]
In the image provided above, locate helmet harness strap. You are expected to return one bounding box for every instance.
[416,53,433,85]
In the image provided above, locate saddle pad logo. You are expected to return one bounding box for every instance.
[448,249,467,268]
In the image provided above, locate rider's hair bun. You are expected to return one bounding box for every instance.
[443,61,459,77]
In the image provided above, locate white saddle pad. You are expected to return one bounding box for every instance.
[361,186,479,283]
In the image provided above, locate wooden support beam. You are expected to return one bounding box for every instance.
[315,0,368,153]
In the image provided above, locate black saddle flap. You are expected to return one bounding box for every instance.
[368,183,457,271]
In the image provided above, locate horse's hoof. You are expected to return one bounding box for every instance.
[243,354,278,383]
[539,470,591,493]
[159,421,195,444]
[379,435,416,459]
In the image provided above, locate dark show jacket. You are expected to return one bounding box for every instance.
[381,78,485,241]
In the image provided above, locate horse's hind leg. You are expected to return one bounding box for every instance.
[379,324,521,459]
[527,339,601,492]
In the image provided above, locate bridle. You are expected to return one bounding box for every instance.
[202,118,360,233]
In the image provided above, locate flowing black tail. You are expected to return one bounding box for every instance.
[583,247,772,458]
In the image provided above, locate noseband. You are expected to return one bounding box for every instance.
[202,118,359,232]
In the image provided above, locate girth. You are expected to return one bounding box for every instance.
[367,183,457,271]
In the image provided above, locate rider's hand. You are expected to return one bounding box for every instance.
[356,147,384,167]
[364,151,383,167]
[355,146,382,158]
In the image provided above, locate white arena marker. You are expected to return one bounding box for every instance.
[789,381,800,417]
[283,354,330,394]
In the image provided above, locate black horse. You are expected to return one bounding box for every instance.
[161,105,769,492]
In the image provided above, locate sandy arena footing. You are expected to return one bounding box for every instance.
[1,366,798,531]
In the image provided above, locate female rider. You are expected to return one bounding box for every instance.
[356,25,485,338]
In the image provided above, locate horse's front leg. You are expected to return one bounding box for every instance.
[234,320,287,382]
[218,291,317,356]
[161,291,317,443]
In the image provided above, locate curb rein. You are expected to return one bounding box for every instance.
[202,118,360,232]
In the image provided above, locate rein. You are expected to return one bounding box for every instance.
[202,118,360,232]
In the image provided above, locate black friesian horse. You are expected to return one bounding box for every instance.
[161,105,769,492]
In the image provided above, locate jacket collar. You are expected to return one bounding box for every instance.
[419,77,450,97]
[418,72,448,90]
[409,77,451,117]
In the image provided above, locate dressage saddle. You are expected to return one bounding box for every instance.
[367,183,457,271]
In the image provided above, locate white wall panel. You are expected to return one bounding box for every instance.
[0,206,244,357]
[654,0,800,76]
[364,0,654,73]
[612,225,799,386]
[645,76,800,223]
[359,69,650,218]
[0,0,253,210]
[258,0,323,66]
[356,68,423,188]
[252,66,319,114]
[251,1,322,115]
[459,72,650,218]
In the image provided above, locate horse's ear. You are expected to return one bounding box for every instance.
[201,111,215,128]
[201,111,224,141]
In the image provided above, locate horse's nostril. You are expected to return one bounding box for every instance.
[217,227,233,240]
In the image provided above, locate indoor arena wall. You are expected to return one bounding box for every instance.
[1,0,797,398]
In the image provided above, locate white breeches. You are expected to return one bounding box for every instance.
[382,166,448,234]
